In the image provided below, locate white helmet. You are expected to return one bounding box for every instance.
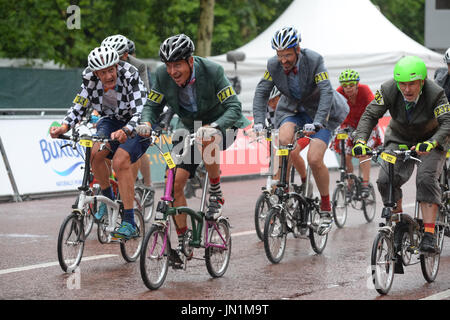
[444,48,450,64]
[269,86,281,100]
[101,34,129,56]
[87,46,119,71]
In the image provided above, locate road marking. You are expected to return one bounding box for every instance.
[232,230,256,237]
[0,254,118,276]
[421,289,450,300]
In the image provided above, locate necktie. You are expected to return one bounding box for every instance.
[405,101,415,122]
[284,66,298,75]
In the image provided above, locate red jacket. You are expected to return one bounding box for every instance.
[337,83,374,128]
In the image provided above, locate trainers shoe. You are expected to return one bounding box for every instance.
[111,221,137,239]
[419,232,437,253]
[318,210,333,235]
[361,185,370,198]
[206,195,224,220]
[94,202,107,221]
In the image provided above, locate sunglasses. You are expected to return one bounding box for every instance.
[341,82,357,88]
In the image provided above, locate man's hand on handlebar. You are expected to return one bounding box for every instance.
[352,139,372,158]
[50,124,69,139]
[136,122,152,137]
[303,122,322,135]
[413,140,436,156]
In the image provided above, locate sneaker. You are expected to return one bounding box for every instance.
[206,195,224,220]
[94,202,107,221]
[111,221,137,239]
[361,185,370,198]
[318,210,333,235]
[419,232,438,253]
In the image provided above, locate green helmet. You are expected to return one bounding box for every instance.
[393,56,427,82]
[339,69,360,83]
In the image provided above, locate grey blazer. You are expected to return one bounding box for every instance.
[128,55,150,92]
[252,48,348,131]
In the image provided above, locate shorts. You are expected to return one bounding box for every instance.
[279,112,331,145]
[96,117,150,164]
[172,128,238,178]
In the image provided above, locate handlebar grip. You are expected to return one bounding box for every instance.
[58,134,72,140]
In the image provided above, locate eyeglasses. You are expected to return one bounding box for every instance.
[341,82,357,88]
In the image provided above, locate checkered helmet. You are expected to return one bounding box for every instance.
[87,46,119,71]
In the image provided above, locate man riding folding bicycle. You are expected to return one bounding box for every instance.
[50,45,149,239]
[136,34,249,259]
[353,56,450,253]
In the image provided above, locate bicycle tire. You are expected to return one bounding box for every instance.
[140,224,169,290]
[135,187,155,223]
[205,219,232,278]
[371,231,395,295]
[254,193,271,241]
[120,208,145,262]
[420,224,444,283]
[332,184,347,228]
[263,207,287,264]
[57,213,85,273]
[363,183,376,223]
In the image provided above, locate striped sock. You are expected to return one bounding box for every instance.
[424,223,435,234]
[209,177,223,198]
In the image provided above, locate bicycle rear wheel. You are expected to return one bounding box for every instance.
[205,218,232,278]
[140,224,169,290]
[332,184,347,228]
[254,193,271,241]
[57,213,85,273]
[263,208,287,264]
[120,208,145,262]
[363,183,376,223]
[420,224,445,283]
[371,231,395,295]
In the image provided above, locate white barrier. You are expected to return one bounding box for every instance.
[0,118,85,197]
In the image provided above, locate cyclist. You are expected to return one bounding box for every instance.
[434,48,450,101]
[252,26,349,231]
[352,56,450,253]
[102,34,155,199]
[49,45,149,239]
[330,69,382,198]
[136,34,249,249]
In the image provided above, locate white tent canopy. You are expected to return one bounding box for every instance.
[210,0,444,112]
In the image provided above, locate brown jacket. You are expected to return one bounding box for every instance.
[355,79,450,150]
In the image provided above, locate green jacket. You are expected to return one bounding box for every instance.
[355,79,450,150]
[141,56,248,134]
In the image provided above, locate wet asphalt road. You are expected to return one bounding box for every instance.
[1,166,450,302]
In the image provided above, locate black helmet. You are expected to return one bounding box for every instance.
[159,34,195,63]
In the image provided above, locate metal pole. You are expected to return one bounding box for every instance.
[0,136,22,202]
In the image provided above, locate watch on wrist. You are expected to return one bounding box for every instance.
[121,127,131,137]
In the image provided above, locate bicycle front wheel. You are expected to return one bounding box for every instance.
[140,224,169,290]
[120,208,145,262]
[332,184,347,228]
[254,193,271,241]
[263,208,287,264]
[57,213,85,273]
[371,231,395,295]
[309,208,328,253]
[420,224,445,283]
[363,183,376,223]
[205,218,232,278]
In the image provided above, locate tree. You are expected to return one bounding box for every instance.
[370,0,424,45]
[196,0,215,57]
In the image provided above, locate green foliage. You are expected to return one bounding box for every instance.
[0,0,287,67]
[370,0,424,45]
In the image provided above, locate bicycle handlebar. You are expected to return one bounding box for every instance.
[365,148,422,164]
